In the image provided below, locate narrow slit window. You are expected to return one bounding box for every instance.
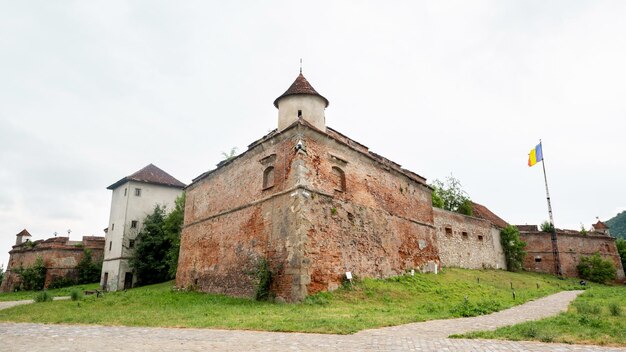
[332,166,346,192]
[135,188,142,196]
[263,166,275,189]
[445,227,452,236]
[131,220,138,229]
[298,109,302,118]
[109,241,112,251]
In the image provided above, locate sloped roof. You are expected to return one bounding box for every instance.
[273,73,329,108]
[472,202,509,229]
[16,229,31,237]
[107,164,186,190]
[593,220,609,230]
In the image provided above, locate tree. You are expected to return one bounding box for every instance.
[616,239,626,271]
[430,175,473,216]
[76,249,102,284]
[577,253,616,284]
[164,193,185,278]
[500,225,527,272]
[130,206,170,285]
[130,196,185,286]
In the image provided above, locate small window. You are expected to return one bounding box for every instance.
[332,166,346,192]
[298,109,302,118]
[135,188,142,196]
[131,220,138,229]
[124,188,127,196]
[111,223,115,231]
[129,239,135,249]
[477,235,484,241]
[109,241,112,251]
[462,231,469,239]
[445,227,452,236]
[263,166,275,189]
[535,256,542,263]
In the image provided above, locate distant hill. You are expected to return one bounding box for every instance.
[606,211,626,239]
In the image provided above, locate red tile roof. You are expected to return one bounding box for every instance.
[16,229,31,237]
[273,73,329,108]
[107,164,186,190]
[593,220,609,230]
[472,202,509,228]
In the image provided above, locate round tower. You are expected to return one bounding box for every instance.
[274,72,329,132]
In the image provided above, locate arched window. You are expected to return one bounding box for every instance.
[263,166,275,189]
[332,166,346,192]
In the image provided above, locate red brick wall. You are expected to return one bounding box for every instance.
[521,232,625,281]
[0,236,105,292]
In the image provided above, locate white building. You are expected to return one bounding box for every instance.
[101,164,185,291]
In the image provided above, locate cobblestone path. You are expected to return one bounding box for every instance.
[1,290,624,351]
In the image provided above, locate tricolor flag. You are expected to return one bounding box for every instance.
[528,143,543,167]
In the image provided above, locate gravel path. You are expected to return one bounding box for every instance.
[1,289,624,351]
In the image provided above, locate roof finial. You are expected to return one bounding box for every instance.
[299,58,302,74]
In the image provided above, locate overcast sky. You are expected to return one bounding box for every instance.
[1,1,625,269]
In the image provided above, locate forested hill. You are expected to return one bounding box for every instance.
[606,211,626,239]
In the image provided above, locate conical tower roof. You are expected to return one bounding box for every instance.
[273,73,329,108]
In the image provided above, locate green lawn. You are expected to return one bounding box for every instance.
[0,269,581,334]
[454,285,626,346]
[0,283,100,302]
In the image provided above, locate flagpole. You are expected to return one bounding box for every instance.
[539,139,563,277]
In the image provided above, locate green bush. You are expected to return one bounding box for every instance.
[540,221,555,233]
[34,291,52,303]
[577,253,616,284]
[500,225,526,272]
[609,302,622,316]
[253,258,273,301]
[70,289,82,301]
[15,257,47,291]
[616,239,626,271]
[48,277,77,289]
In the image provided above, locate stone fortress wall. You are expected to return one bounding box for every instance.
[1,236,105,292]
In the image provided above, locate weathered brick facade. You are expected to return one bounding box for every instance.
[0,236,105,292]
[177,119,509,301]
[521,230,625,281]
[434,208,506,270]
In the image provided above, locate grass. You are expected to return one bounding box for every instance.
[454,285,626,346]
[0,269,581,334]
[0,283,100,302]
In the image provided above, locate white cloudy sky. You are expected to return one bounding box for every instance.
[1,1,625,268]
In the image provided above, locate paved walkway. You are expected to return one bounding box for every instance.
[1,290,624,351]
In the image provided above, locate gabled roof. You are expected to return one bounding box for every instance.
[16,229,31,237]
[107,164,186,190]
[471,202,509,229]
[593,220,609,230]
[273,73,329,108]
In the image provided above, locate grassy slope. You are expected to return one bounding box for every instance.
[455,285,626,346]
[0,283,100,302]
[0,269,580,334]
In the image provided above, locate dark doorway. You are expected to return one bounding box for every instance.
[124,272,133,290]
[103,272,108,291]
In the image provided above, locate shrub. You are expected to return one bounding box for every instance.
[616,239,626,271]
[500,225,526,272]
[34,291,52,303]
[574,302,601,315]
[540,221,555,233]
[577,253,616,284]
[608,302,622,316]
[252,258,273,301]
[70,289,82,301]
[48,277,77,289]
[15,257,47,291]
[430,175,473,216]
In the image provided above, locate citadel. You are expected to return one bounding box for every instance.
[2,72,623,298]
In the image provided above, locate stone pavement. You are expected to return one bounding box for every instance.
[1,290,624,351]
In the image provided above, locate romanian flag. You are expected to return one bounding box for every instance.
[528,143,543,167]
